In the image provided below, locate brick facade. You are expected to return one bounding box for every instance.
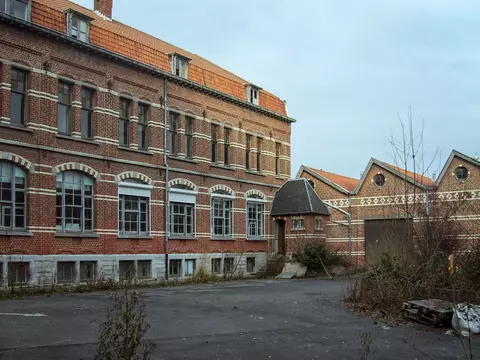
[299,152,480,266]
[0,2,294,286]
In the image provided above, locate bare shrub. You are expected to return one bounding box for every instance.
[293,243,344,275]
[96,287,156,360]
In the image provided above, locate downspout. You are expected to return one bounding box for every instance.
[163,78,169,280]
[327,201,352,259]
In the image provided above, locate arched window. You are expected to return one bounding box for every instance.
[118,178,152,236]
[246,193,266,239]
[0,161,26,230]
[211,189,234,238]
[56,171,94,233]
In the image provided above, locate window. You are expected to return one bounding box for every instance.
[246,135,252,170]
[81,87,94,139]
[275,143,281,175]
[56,171,94,233]
[1,0,30,20]
[292,219,305,230]
[169,259,182,277]
[246,85,259,105]
[58,82,72,135]
[80,261,96,282]
[8,262,28,285]
[373,173,386,187]
[211,258,221,274]
[185,116,193,159]
[211,124,218,163]
[119,99,131,146]
[137,260,152,279]
[170,202,194,237]
[119,195,149,235]
[247,201,264,238]
[67,13,89,42]
[138,104,148,150]
[119,260,135,280]
[315,217,323,230]
[0,162,26,230]
[455,166,469,181]
[171,55,189,79]
[57,262,75,283]
[211,197,232,237]
[224,128,231,166]
[246,257,255,273]
[168,112,178,156]
[257,138,262,172]
[10,68,27,125]
[185,259,196,276]
[308,179,315,188]
[224,258,234,274]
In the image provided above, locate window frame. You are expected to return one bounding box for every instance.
[0,161,27,231]
[211,258,222,274]
[292,219,305,230]
[10,67,27,126]
[138,103,149,150]
[246,257,255,273]
[57,81,72,135]
[184,259,196,276]
[137,260,152,279]
[211,194,234,239]
[119,98,131,147]
[8,262,28,286]
[315,217,323,231]
[81,87,94,139]
[80,261,96,282]
[224,127,231,166]
[171,55,189,79]
[168,112,179,156]
[246,85,260,105]
[119,260,135,280]
[373,173,386,187]
[118,179,152,237]
[275,142,281,175]
[224,257,234,274]
[56,171,94,234]
[246,134,252,170]
[57,261,75,283]
[169,202,195,237]
[169,259,182,277]
[211,124,219,163]
[246,199,265,240]
[185,116,194,159]
[455,166,469,181]
[66,12,90,43]
[256,137,262,172]
[2,0,31,21]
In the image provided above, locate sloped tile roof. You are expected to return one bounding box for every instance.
[271,179,330,216]
[307,167,359,192]
[31,0,287,115]
[378,161,435,187]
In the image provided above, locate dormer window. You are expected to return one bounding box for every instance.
[66,11,91,43]
[1,0,30,21]
[246,84,261,105]
[170,53,191,79]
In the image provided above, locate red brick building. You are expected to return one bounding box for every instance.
[298,150,480,265]
[0,0,295,286]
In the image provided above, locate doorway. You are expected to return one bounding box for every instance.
[274,219,286,254]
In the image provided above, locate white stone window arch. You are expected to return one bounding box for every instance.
[117,175,153,237]
[169,179,198,238]
[245,190,267,240]
[210,185,235,239]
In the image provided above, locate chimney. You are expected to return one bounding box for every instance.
[94,0,113,19]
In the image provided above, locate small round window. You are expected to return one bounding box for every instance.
[307,179,315,188]
[455,166,469,181]
[374,173,386,187]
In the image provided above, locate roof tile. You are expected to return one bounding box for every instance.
[308,167,359,192]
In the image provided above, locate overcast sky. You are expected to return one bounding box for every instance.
[74,0,480,179]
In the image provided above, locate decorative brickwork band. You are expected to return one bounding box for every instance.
[53,163,100,180]
[245,189,267,199]
[169,178,198,192]
[0,152,34,172]
[116,171,153,185]
[210,184,234,195]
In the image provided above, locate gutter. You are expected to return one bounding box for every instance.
[163,80,170,280]
[0,13,296,124]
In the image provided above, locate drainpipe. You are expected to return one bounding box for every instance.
[163,78,169,280]
[327,202,352,259]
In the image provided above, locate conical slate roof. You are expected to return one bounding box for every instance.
[270,179,330,216]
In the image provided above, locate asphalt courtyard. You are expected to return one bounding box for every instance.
[0,279,478,359]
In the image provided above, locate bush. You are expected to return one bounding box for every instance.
[292,243,343,273]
